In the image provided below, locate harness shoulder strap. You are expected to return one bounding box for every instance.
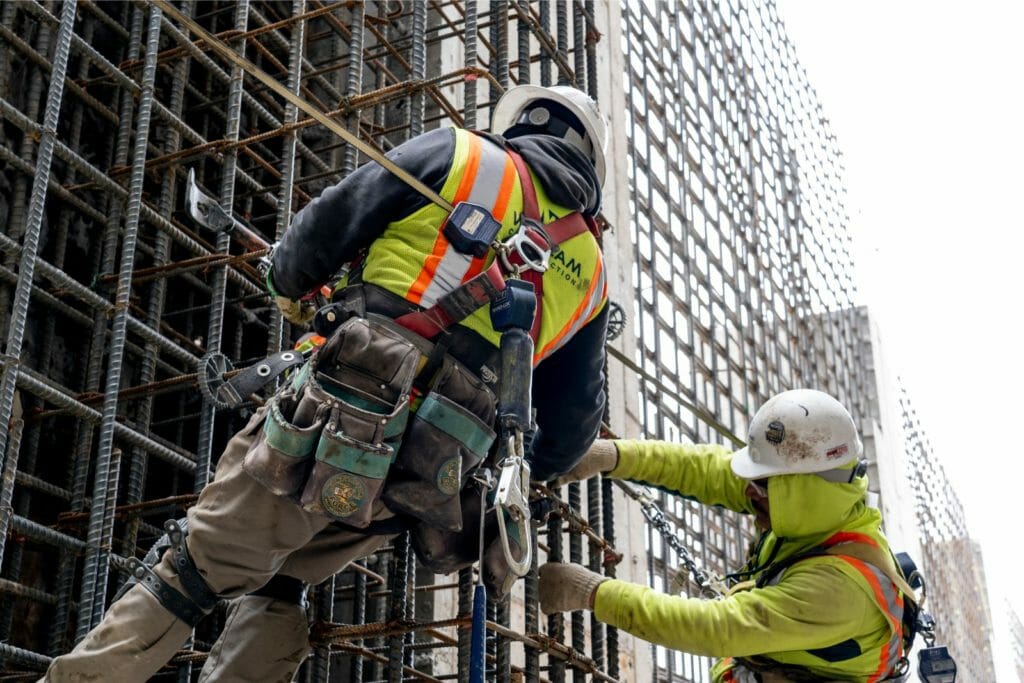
[394,146,594,342]
[821,543,918,605]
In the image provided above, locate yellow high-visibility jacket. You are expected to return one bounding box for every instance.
[597,440,905,683]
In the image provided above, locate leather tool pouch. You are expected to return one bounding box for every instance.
[241,382,326,496]
[383,358,496,531]
[297,317,419,526]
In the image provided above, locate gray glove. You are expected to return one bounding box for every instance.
[551,439,619,487]
[537,562,609,614]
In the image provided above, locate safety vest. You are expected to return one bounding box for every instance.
[360,128,607,364]
[725,531,906,683]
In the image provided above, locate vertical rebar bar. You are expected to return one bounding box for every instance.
[0,0,77,561]
[76,2,162,637]
[269,0,306,357]
[555,1,568,86]
[568,481,585,682]
[343,2,365,174]
[587,476,604,670]
[539,1,552,86]
[601,476,618,678]
[464,0,478,129]
[387,533,410,682]
[516,0,529,84]
[410,1,426,137]
[572,0,584,89]
[524,527,540,680]
[352,562,367,683]
[194,0,251,491]
[0,397,25,569]
[546,493,565,683]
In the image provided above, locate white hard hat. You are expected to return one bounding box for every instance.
[491,84,608,188]
[731,389,863,480]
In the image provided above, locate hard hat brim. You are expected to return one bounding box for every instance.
[730,446,786,479]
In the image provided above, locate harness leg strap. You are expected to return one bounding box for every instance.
[129,519,221,627]
[126,557,208,628]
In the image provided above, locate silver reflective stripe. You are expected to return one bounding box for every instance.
[420,138,510,308]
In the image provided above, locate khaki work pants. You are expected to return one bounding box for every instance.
[41,407,396,683]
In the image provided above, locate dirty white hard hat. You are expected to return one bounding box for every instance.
[731,389,863,480]
[491,84,608,188]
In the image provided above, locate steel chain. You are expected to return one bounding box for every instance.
[634,493,722,599]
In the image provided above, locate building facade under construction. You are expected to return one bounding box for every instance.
[0,0,982,681]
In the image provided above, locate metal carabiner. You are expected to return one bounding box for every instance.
[493,436,533,579]
[499,221,552,274]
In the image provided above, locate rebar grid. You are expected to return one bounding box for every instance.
[1,0,872,681]
[0,1,613,680]
[622,1,867,681]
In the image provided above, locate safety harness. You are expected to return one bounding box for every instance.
[731,532,917,683]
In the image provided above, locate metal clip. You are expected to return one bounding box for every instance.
[493,435,533,579]
[498,221,552,274]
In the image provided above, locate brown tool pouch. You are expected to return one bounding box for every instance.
[241,384,327,496]
[298,398,408,526]
[383,358,496,531]
[294,316,419,525]
[243,316,419,527]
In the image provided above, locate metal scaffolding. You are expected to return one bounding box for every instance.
[1,1,867,682]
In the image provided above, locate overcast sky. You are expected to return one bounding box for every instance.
[772,1,1024,679]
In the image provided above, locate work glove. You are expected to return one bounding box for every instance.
[551,439,619,487]
[274,295,317,327]
[537,562,609,614]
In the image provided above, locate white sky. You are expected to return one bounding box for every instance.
[773,1,1024,679]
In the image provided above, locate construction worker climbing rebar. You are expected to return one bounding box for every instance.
[539,389,932,683]
[40,83,611,683]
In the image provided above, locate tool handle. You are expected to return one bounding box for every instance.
[470,583,487,683]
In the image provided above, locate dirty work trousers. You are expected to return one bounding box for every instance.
[41,407,396,683]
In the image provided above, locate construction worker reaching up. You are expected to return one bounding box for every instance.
[539,389,913,683]
[43,84,609,683]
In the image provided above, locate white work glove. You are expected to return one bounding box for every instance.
[274,295,317,327]
[551,439,619,487]
[538,562,609,614]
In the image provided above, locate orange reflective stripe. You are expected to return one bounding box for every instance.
[407,135,483,304]
[491,154,517,221]
[842,557,903,683]
[535,256,605,363]
[824,531,878,548]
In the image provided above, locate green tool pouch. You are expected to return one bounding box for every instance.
[241,385,326,496]
[297,317,419,526]
[383,359,496,531]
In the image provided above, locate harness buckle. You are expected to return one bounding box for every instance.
[499,220,552,274]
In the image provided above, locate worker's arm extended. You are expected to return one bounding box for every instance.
[594,558,883,658]
[270,128,456,299]
[609,440,753,514]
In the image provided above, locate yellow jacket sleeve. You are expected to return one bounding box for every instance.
[593,557,885,658]
[609,439,752,514]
